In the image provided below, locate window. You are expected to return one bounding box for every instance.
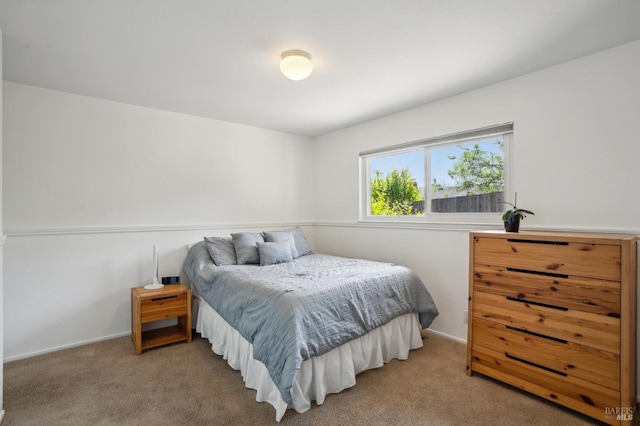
[360,123,512,222]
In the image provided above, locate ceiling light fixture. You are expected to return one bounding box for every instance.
[280,49,313,81]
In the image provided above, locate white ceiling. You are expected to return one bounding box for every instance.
[2,1,640,137]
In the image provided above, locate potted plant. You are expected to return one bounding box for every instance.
[501,193,534,232]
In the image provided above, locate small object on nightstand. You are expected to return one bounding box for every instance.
[131,284,192,355]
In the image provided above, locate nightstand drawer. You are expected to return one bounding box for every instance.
[140,293,187,323]
[141,305,187,323]
[473,236,621,281]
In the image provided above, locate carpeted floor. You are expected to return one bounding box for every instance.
[3,331,604,425]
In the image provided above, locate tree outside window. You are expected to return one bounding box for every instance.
[365,131,509,218]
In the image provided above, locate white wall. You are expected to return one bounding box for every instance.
[313,40,640,346]
[2,83,314,359]
[4,83,313,229]
[0,26,5,420]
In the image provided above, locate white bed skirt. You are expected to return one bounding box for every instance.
[196,298,424,422]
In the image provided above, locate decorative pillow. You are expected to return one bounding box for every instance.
[203,236,237,265]
[257,241,293,266]
[263,231,299,258]
[231,232,265,265]
[285,227,313,256]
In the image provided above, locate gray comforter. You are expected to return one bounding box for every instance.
[184,242,438,405]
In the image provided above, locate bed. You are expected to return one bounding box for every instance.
[183,229,438,421]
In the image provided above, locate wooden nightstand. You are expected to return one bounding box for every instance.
[131,284,192,355]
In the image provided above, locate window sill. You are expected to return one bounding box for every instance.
[316,219,505,232]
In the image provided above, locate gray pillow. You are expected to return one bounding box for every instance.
[263,231,299,258]
[203,236,237,265]
[231,232,265,265]
[257,241,293,266]
[285,227,313,256]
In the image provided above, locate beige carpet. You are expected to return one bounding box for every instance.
[3,331,603,425]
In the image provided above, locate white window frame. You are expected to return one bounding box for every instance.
[359,123,513,225]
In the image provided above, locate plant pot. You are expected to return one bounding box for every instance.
[504,215,520,232]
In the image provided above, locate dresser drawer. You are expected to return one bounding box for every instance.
[473,291,620,353]
[473,236,621,281]
[473,318,619,390]
[473,264,620,317]
[471,344,620,422]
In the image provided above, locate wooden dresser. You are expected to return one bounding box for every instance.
[466,231,637,425]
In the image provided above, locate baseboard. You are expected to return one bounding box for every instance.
[3,331,131,363]
[423,328,466,344]
[0,409,5,423]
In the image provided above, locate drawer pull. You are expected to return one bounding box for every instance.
[505,353,567,377]
[505,325,568,344]
[507,239,569,246]
[506,296,568,311]
[151,295,178,302]
[506,267,569,279]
